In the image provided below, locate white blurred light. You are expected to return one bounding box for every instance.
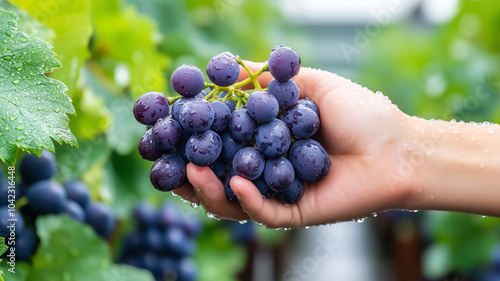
[421,0,459,24]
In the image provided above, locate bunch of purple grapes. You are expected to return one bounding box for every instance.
[134,45,330,204]
[119,201,201,281]
[0,151,116,261]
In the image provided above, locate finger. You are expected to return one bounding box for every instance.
[186,163,250,221]
[230,176,305,228]
[172,185,199,205]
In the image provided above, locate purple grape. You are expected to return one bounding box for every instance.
[264,157,295,192]
[219,131,247,162]
[298,98,320,117]
[162,226,195,258]
[171,97,192,122]
[16,229,37,261]
[224,174,238,202]
[133,91,169,125]
[138,129,165,161]
[171,65,205,97]
[255,119,291,157]
[158,201,183,228]
[268,45,301,82]
[252,175,277,199]
[246,90,279,122]
[210,159,228,182]
[85,202,115,239]
[289,139,331,182]
[177,258,198,281]
[232,147,265,181]
[64,180,90,207]
[0,205,24,236]
[63,200,86,222]
[277,177,305,204]
[152,116,182,150]
[210,101,231,132]
[283,104,320,138]
[20,150,57,185]
[150,154,187,191]
[206,52,240,86]
[268,79,299,109]
[179,98,214,133]
[133,201,158,229]
[185,130,222,167]
[27,180,66,214]
[228,107,257,142]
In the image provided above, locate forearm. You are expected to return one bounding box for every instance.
[405,117,500,216]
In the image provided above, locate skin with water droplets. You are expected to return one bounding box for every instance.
[171,64,205,97]
[283,104,320,139]
[228,107,256,142]
[133,91,169,125]
[246,90,279,122]
[232,147,265,180]
[267,79,300,110]
[185,130,222,166]
[268,45,301,82]
[179,98,215,133]
[289,139,331,182]
[255,119,291,157]
[150,154,186,191]
[206,52,240,86]
[152,116,182,150]
[264,157,295,192]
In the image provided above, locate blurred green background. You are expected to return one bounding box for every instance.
[1,0,500,280]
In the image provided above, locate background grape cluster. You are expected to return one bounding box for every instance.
[134,45,331,205]
[0,150,116,261]
[120,201,202,281]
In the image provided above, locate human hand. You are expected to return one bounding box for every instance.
[173,62,414,228]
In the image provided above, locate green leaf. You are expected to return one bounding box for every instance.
[0,9,77,165]
[105,264,155,281]
[27,215,154,281]
[90,0,169,99]
[10,0,93,99]
[0,237,8,257]
[0,261,30,281]
[28,215,110,281]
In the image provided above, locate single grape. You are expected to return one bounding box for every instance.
[210,159,228,182]
[181,217,203,238]
[283,104,320,138]
[186,130,222,167]
[252,175,277,199]
[268,45,301,82]
[27,180,66,214]
[264,157,295,192]
[162,226,195,258]
[179,98,215,133]
[298,98,320,117]
[289,139,331,182]
[228,107,257,142]
[232,147,265,181]
[123,230,144,255]
[0,180,11,206]
[158,201,183,228]
[143,228,163,252]
[171,65,205,97]
[133,201,158,229]
[138,129,165,161]
[20,150,57,185]
[246,90,279,122]
[64,179,91,207]
[177,258,198,281]
[16,228,37,261]
[133,91,169,125]
[277,177,305,204]
[85,202,115,239]
[171,97,192,122]
[210,101,231,132]
[150,154,186,191]
[255,119,291,157]
[152,116,182,150]
[0,205,24,236]
[63,200,86,222]
[267,79,299,109]
[219,131,246,162]
[206,52,240,86]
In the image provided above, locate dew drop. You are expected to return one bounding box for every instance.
[356,217,366,223]
[239,220,248,225]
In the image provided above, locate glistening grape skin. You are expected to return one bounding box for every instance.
[20,149,57,185]
[255,119,292,158]
[268,45,301,82]
[150,154,187,191]
[185,130,222,167]
[133,91,169,125]
[246,90,279,123]
[289,139,331,182]
[206,52,240,86]
[179,98,215,133]
[170,64,205,97]
[232,147,265,181]
[263,157,295,192]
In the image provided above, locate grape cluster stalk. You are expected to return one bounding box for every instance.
[134,45,331,205]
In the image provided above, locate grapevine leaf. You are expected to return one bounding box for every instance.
[0,9,77,165]
[0,262,30,281]
[105,264,155,281]
[10,0,93,99]
[91,0,169,99]
[0,237,7,257]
